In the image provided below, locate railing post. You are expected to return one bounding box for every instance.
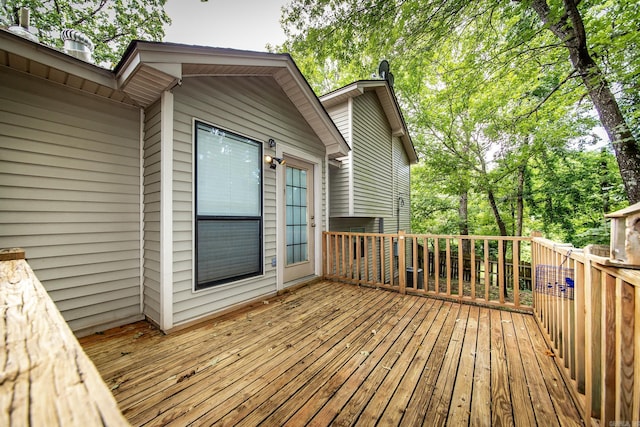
[322,232,328,278]
[398,231,406,295]
[458,237,464,298]
[445,238,451,295]
[513,239,520,307]
[575,258,586,395]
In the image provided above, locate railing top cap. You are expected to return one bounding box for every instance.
[0,248,26,261]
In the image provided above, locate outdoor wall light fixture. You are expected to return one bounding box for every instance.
[264,155,286,169]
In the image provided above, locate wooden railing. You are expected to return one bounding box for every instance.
[323,231,640,424]
[0,248,129,426]
[322,231,533,310]
[532,237,640,425]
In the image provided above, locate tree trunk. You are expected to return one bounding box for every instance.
[486,188,509,297]
[459,191,469,237]
[459,190,471,252]
[528,0,640,204]
[487,188,508,237]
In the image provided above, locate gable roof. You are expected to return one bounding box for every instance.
[319,80,418,164]
[114,41,349,158]
[0,30,349,158]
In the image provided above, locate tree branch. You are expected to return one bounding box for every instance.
[520,69,579,119]
[72,0,108,26]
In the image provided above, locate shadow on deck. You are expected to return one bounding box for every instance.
[79,281,582,426]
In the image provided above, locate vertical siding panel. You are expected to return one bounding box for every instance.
[0,68,142,333]
[142,100,162,325]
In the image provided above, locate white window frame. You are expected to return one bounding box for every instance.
[194,120,264,290]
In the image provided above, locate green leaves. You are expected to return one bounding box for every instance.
[2,0,170,67]
[280,0,636,240]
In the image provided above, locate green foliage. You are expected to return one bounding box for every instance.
[527,148,627,246]
[581,0,640,139]
[279,0,637,244]
[412,145,626,246]
[1,0,170,67]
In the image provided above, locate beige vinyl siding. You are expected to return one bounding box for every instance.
[392,136,411,234]
[326,103,351,217]
[384,136,412,269]
[326,103,350,142]
[142,99,162,325]
[329,157,351,217]
[328,217,377,233]
[351,92,393,217]
[171,75,326,326]
[0,67,142,333]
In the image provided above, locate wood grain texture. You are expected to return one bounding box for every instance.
[0,258,128,426]
[80,280,581,426]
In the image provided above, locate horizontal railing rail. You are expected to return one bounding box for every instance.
[322,231,533,311]
[531,237,640,425]
[0,248,129,426]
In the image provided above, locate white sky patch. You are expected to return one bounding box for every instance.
[163,0,287,51]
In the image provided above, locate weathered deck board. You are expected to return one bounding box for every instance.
[1,252,128,427]
[79,280,583,426]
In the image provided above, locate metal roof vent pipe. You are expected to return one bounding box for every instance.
[61,29,94,63]
[8,7,38,42]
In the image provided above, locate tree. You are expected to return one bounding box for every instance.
[522,0,640,204]
[1,0,170,66]
[281,0,640,203]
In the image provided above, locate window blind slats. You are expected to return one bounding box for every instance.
[195,122,262,289]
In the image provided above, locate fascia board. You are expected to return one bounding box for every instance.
[0,29,116,89]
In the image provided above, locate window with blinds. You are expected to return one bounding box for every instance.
[195,121,263,289]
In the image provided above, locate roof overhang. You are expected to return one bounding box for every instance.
[115,41,350,158]
[320,80,418,164]
[0,29,136,106]
[0,32,349,159]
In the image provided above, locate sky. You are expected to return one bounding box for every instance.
[163,0,288,51]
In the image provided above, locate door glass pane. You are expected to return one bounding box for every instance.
[286,165,308,265]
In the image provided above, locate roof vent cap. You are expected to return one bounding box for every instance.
[8,8,38,42]
[61,28,94,63]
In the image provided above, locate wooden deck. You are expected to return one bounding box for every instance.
[79,281,583,426]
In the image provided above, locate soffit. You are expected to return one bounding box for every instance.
[0,29,136,106]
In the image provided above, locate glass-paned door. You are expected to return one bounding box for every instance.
[283,157,314,282]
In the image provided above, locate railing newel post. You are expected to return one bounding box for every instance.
[398,231,406,295]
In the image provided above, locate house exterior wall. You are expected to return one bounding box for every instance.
[170,75,327,326]
[142,99,162,325]
[326,103,350,143]
[0,67,143,333]
[389,136,411,234]
[326,89,413,278]
[329,157,351,217]
[326,103,351,217]
[327,90,412,235]
[351,91,393,217]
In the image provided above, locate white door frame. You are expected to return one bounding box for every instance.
[275,144,323,291]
